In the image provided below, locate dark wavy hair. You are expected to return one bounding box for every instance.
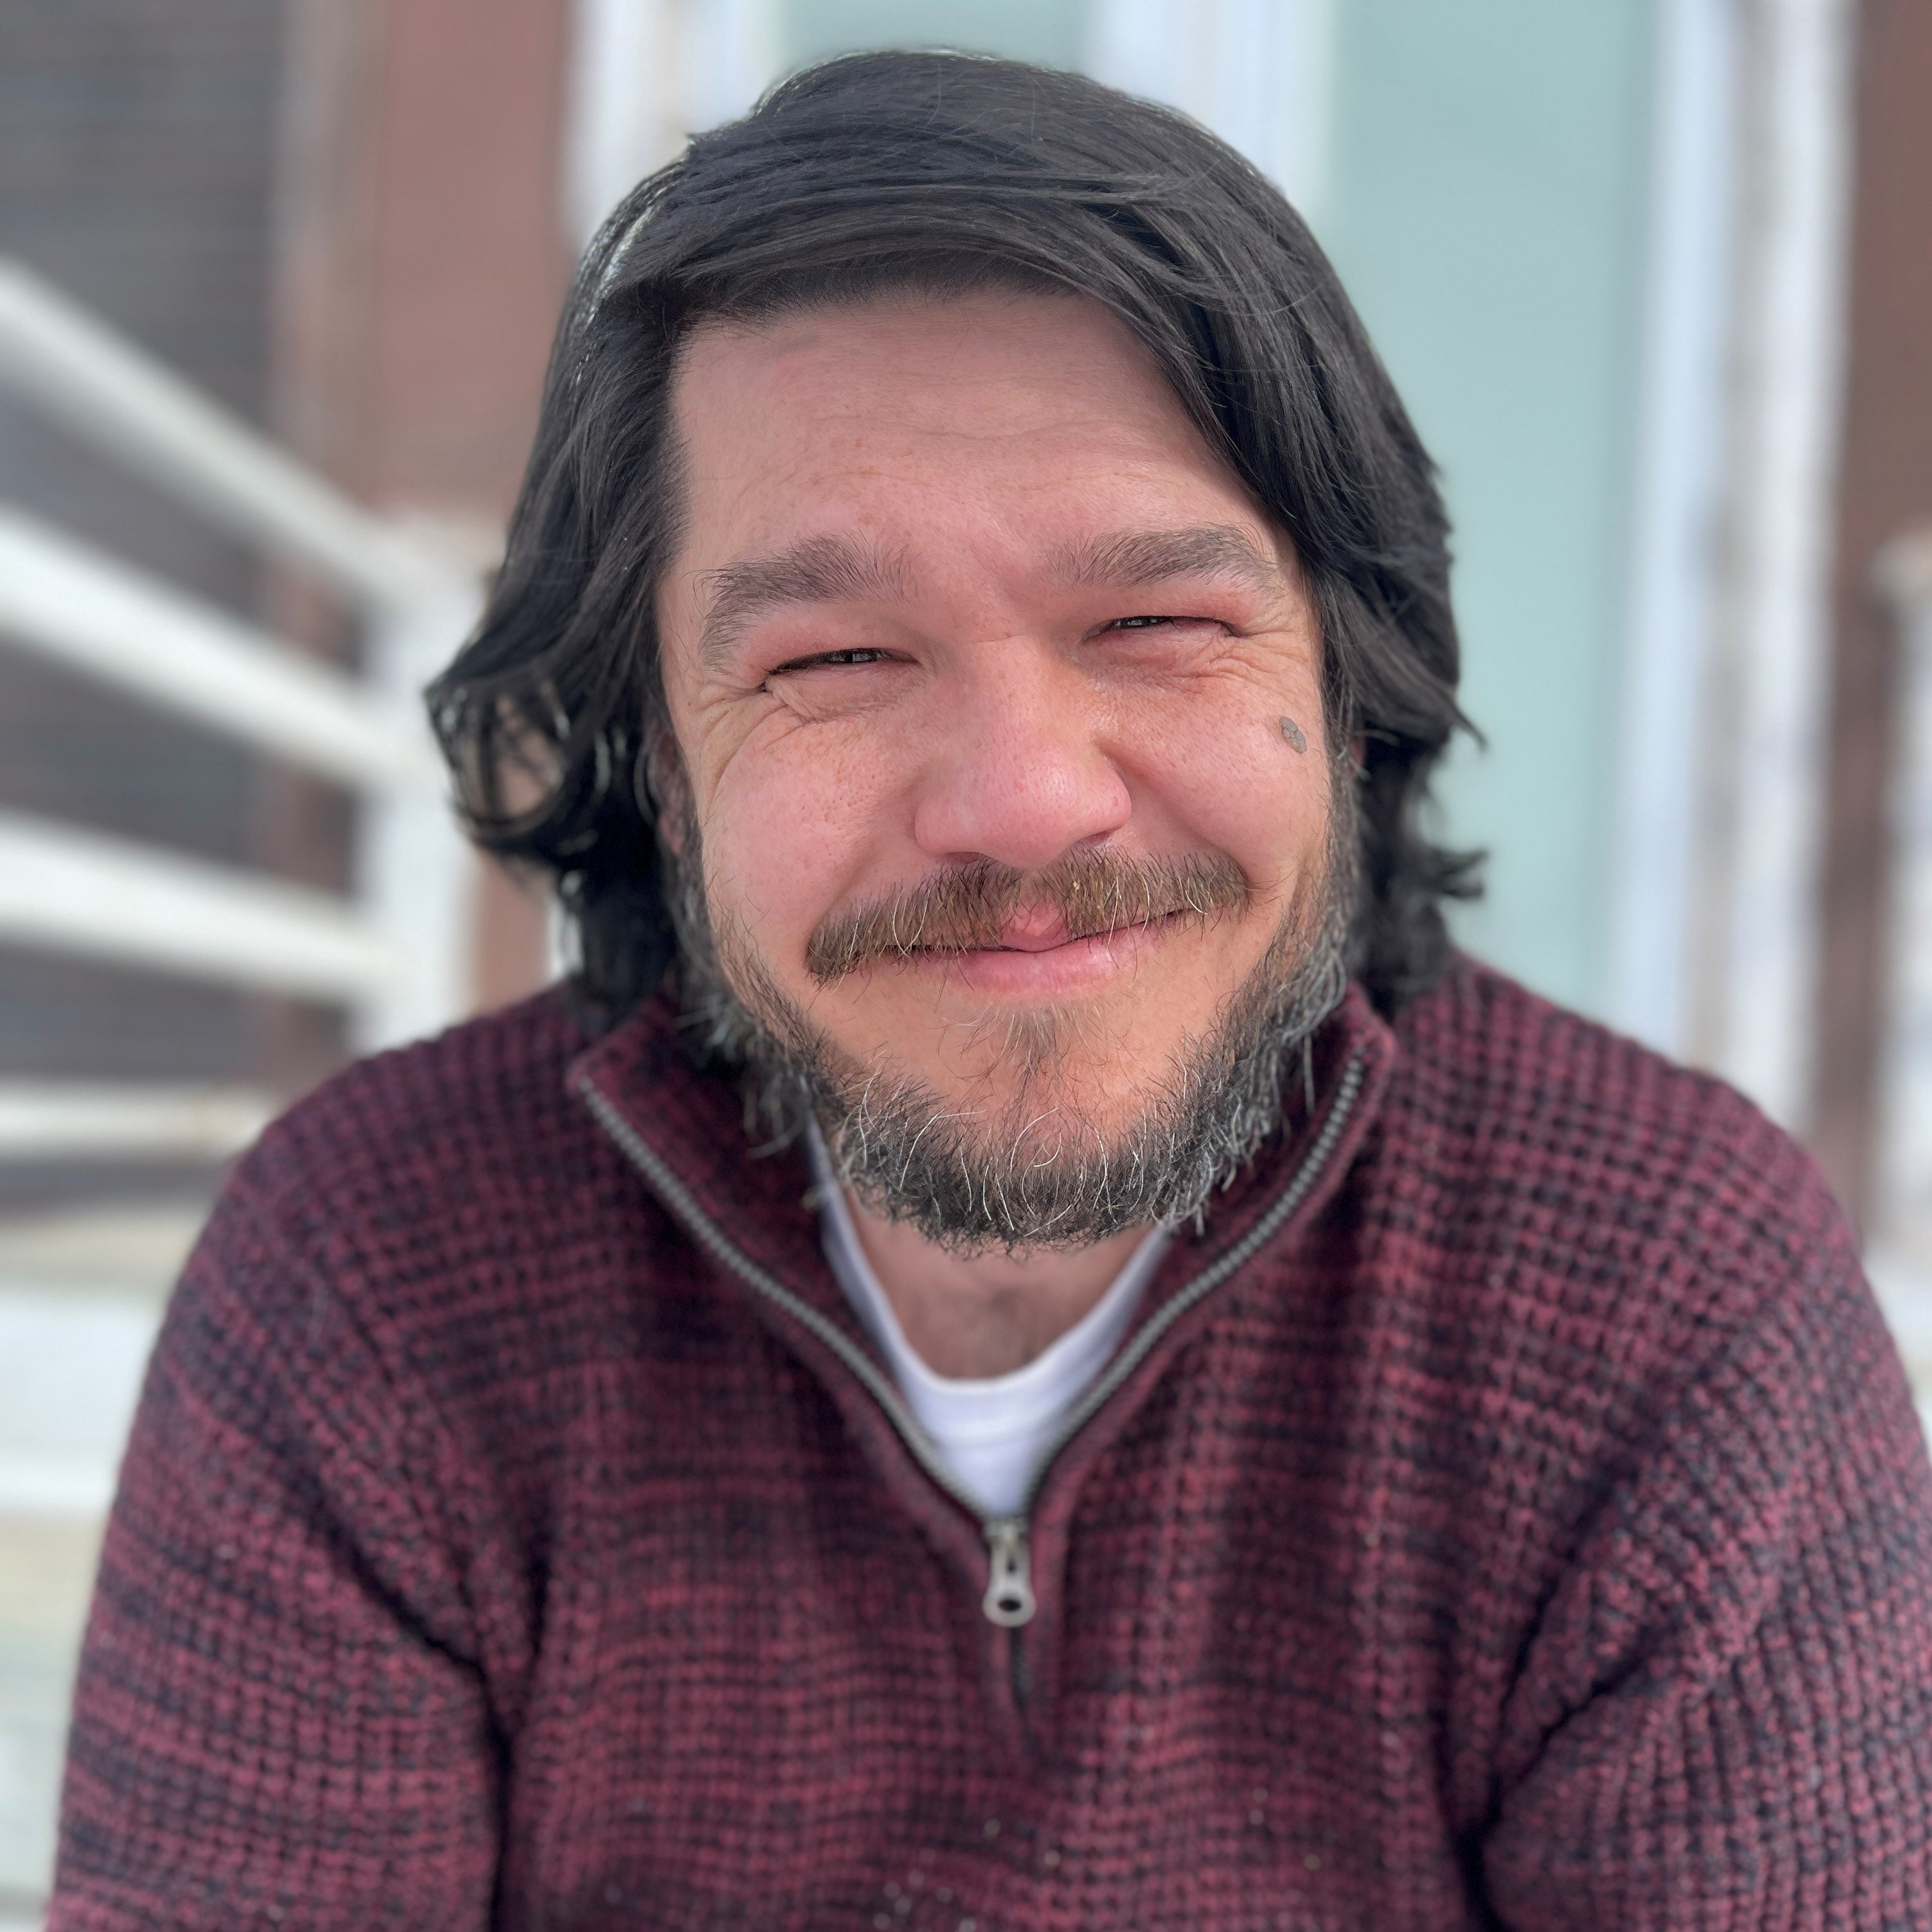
[429,49,1478,1026]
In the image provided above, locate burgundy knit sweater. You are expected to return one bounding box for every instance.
[49,960,1932,1929]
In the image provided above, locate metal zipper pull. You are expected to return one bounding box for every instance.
[982,1518,1036,1626]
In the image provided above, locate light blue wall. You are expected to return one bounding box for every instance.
[776,0,1660,1018]
[1316,4,1657,1015]
[782,0,1083,70]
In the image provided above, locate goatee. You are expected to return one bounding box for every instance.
[660,769,1357,1253]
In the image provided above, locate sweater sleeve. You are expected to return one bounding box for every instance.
[45,1177,502,1931]
[1480,1201,1932,1928]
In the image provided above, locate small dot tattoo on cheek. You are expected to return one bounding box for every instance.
[1279,716,1307,754]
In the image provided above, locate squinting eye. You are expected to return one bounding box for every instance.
[771,647,891,674]
[1103,614,1225,635]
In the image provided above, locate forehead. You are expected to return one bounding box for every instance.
[664,289,1265,561]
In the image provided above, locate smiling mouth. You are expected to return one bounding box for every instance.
[885,908,1197,1000]
[890,907,1201,998]
[969,907,1183,954]
[803,851,1252,985]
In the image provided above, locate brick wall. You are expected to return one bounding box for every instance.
[1813,0,1932,1221]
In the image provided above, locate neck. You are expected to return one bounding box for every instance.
[842,1189,1152,1379]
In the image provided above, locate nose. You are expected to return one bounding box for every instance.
[909,641,1131,871]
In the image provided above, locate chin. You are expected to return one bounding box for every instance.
[894,1025,1172,1137]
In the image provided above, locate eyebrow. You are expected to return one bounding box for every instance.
[1048,524,1286,595]
[698,536,914,674]
[694,521,1286,675]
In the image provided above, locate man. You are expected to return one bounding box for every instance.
[51,51,1932,1931]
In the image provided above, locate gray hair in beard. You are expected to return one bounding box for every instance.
[660,767,1357,1252]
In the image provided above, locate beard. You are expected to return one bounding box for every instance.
[659,764,1357,1254]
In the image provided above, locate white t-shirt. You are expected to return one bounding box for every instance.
[808,1127,1170,1518]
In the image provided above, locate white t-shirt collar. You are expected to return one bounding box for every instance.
[806,1123,1169,1516]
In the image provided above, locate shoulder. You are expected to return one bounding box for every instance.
[1347,965,1929,1703]
[1395,953,1797,1159]
[1357,957,1876,1465]
[1383,955,1854,1304]
[178,988,676,1391]
[151,988,744,1524]
[242,985,596,1207]
[1380,974,1932,1813]
[222,986,614,1261]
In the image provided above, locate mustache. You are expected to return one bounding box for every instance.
[804,847,1250,984]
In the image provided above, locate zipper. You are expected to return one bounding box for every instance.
[1002,1052,1368,1529]
[575,1051,1365,1637]
[983,1518,1036,1626]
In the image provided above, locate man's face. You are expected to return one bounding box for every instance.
[655,289,1339,1233]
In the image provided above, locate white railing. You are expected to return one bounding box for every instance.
[0,260,491,1918]
[0,262,446,609]
[0,1084,273,1161]
[0,510,438,790]
[0,259,483,1158]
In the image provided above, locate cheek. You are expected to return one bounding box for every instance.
[700,730,902,965]
[1117,685,1331,900]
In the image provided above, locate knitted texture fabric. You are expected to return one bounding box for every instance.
[48,959,1932,1929]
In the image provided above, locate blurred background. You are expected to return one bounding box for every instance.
[1,0,1929,1919]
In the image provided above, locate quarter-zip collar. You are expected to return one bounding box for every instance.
[568,981,1398,1653]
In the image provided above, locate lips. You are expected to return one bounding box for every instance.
[903,907,1179,999]
[986,907,1081,953]
[983,906,1170,953]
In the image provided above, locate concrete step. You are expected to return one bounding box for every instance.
[0,1291,163,1516]
[0,1200,204,1916]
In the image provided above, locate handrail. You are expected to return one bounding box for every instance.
[0,810,406,1003]
[0,1453,126,1520]
[0,263,482,1926]
[0,258,455,612]
[0,1083,274,1159]
[0,507,442,792]
[0,259,484,1057]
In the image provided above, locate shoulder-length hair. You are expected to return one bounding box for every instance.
[429,49,1478,1025]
